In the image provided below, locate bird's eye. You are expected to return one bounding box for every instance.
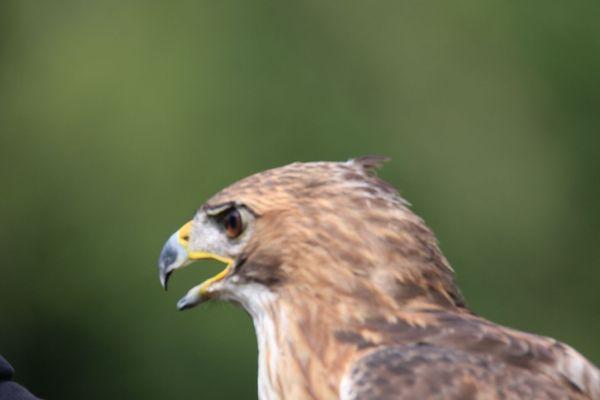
[223,208,243,239]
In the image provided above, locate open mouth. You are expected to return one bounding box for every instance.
[158,221,234,310]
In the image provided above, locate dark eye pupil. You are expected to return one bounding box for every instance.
[227,214,238,229]
[223,209,242,238]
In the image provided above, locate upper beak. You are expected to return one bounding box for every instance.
[158,228,189,290]
[158,221,234,310]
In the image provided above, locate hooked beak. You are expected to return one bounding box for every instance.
[158,221,233,310]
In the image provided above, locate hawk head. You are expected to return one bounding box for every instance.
[158,157,465,315]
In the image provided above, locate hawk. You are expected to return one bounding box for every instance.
[158,157,599,400]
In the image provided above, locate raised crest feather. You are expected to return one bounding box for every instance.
[350,155,390,173]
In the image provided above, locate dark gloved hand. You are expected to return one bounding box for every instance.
[0,356,40,400]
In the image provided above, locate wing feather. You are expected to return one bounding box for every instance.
[338,312,599,399]
[340,344,590,400]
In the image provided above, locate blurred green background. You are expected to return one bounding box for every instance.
[1,1,598,398]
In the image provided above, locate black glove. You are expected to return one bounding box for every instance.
[0,356,40,400]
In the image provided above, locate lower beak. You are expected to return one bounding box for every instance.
[158,221,234,310]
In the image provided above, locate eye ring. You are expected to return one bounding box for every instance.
[223,208,243,239]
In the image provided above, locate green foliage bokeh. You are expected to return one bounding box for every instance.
[1,1,598,398]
